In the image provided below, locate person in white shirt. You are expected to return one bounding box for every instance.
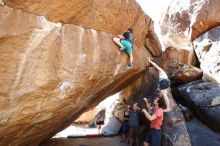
[148,58,171,112]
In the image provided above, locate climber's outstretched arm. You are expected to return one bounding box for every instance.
[148,58,163,72]
[142,109,157,121]
[160,91,171,112]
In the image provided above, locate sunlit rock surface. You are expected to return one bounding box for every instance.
[0,1,156,145]
[193,26,220,84]
[159,0,220,86]
[3,0,158,49]
[74,108,98,124]
[171,64,203,85]
[160,0,220,51]
[145,21,162,57]
[74,94,122,124]
[154,47,197,74]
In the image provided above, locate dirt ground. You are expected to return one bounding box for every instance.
[40,136,129,146]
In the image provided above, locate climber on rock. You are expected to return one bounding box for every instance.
[113,28,134,68]
[148,58,171,112]
[142,97,164,146]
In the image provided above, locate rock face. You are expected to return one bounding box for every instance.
[173,80,220,132]
[155,47,197,76]
[179,105,193,122]
[40,136,130,146]
[171,64,203,85]
[75,94,123,124]
[3,0,157,49]
[193,26,220,84]
[0,1,158,145]
[145,22,162,57]
[186,119,220,146]
[120,70,191,146]
[160,0,220,67]
[160,0,220,50]
[74,108,98,123]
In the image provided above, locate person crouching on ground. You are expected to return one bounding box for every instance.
[129,103,141,146]
[142,97,164,146]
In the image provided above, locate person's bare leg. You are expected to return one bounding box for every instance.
[98,125,101,134]
[130,139,133,146]
[127,53,133,67]
[135,137,139,146]
[129,132,133,146]
[121,133,125,142]
[160,89,171,112]
[126,131,130,144]
[143,142,149,146]
[113,37,124,48]
[125,133,128,143]
[129,53,133,64]
[135,130,139,146]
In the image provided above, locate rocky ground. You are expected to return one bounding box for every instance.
[40,136,129,146]
[39,124,129,146]
[39,118,220,146]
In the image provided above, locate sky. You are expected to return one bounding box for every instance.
[135,0,171,21]
[136,0,172,50]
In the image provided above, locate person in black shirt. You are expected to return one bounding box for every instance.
[126,28,134,47]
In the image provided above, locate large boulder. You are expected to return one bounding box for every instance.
[160,0,220,50]
[160,0,220,84]
[3,0,162,50]
[74,108,98,124]
[0,1,158,145]
[187,119,220,146]
[193,26,220,84]
[75,94,125,124]
[145,22,162,57]
[162,105,191,146]
[154,47,198,76]
[160,0,220,67]
[173,80,220,132]
[171,64,203,85]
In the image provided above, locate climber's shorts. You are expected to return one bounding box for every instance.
[144,128,162,146]
[159,79,170,90]
[122,122,129,134]
[96,121,104,125]
[120,40,132,55]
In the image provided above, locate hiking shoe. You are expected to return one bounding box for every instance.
[118,47,125,51]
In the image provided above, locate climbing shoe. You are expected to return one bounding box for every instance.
[118,47,125,51]
[127,62,133,68]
